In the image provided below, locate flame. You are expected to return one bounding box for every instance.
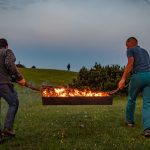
[42,87,109,97]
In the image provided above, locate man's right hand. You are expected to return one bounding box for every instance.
[118,78,125,90]
[17,78,26,86]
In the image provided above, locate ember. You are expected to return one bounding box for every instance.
[42,86,109,97]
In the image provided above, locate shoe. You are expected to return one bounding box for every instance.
[0,131,3,144]
[125,120,134,127]
[144,129,150,137]
[2,128,16,137]
[0,137,3,144]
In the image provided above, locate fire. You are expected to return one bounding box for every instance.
[42,86,109,97]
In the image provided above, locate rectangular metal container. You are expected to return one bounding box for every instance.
[42,96,113,105]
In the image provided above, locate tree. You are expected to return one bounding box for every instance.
[16,61,26,68]
[70,63,128,94]
[31,65,36,69]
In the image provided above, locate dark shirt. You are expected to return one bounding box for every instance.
[0,48,23,84]
[127,46,150,73]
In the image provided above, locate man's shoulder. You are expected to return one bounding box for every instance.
[5,49,16,62]
[0,48,13,54]
[127,46,139,51]
[127,46,145,54]
[5,49,15,56]
[6,49,14,53]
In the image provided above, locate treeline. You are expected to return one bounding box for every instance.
[70,63,129,93]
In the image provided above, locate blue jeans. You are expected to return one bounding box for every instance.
[126,72,150,130]
[0,84,19,130]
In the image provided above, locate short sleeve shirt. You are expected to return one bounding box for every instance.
[127,46,150,73]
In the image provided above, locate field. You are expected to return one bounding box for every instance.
[0,68,150,150]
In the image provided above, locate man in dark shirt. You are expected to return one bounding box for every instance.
[118,37,150,137]
[0,38,26,137]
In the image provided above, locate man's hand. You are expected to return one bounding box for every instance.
[118,57,134,89]
[118,78,125,89]
[17,78,26,86]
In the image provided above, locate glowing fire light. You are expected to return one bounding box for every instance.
[42,87,109,97]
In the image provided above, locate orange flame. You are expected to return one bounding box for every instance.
[42,87,109,97]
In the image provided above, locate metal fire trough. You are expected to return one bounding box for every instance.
[42,96,113,105]
[24,82,123,105]
[41,86,113,105]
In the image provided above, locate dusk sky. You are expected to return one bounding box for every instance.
[0,0,150,71]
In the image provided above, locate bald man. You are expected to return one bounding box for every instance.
[118,37,150,137]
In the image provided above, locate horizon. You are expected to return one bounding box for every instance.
[17,62,126,72]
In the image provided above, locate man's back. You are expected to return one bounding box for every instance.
[127,46,150,73]
[0,48,12,83]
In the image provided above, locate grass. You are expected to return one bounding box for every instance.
[0,68,150,149]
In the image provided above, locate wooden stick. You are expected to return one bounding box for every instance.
[24,82,41,91]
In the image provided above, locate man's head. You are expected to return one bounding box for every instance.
[126,37,138,48]
[0,38,8,49]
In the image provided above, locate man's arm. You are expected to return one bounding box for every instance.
[5,49,26,85]
[118,57,134,89]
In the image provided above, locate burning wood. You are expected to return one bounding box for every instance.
[42,86,109,97]
[41,86,113,105]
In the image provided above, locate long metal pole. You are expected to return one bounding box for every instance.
[0,98,1,130]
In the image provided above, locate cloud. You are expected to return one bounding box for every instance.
[129,0,150,4]
[0,0,48,10]
[144,0,150,4]
[0,0,149,11]
[0,0,30,10]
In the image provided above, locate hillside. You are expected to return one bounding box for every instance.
[18,68,77,86]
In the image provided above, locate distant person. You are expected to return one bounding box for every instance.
[67,63,71,71]
[0,38,26,138]
[118,37,150,137]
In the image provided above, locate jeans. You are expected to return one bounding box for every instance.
[126,72,150,130]
[0,84,19,130]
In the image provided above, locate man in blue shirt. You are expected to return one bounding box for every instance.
[118,37,150,137]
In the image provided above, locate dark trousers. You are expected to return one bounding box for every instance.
[0,84,19,130]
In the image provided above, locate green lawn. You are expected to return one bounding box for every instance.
[0,68,150,150]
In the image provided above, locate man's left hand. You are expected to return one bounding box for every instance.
[17,78,26,86]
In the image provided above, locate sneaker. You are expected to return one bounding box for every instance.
[125,121,134,127]
[0,137,3,144]
[2,128,16,137]
[0,131,3,144]
[144,129,150,137]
